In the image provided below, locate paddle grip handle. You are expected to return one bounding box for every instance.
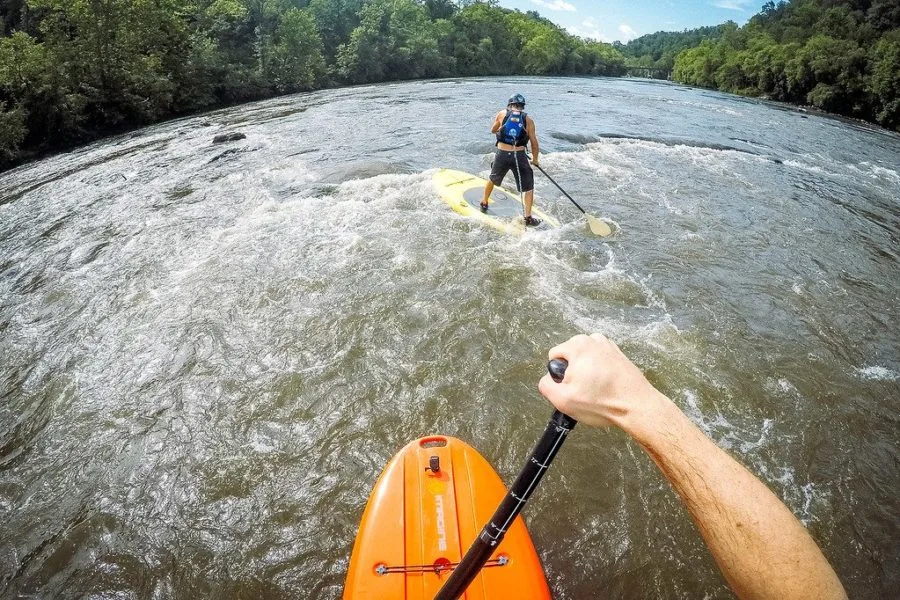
[548,358,577,429]
[548,358,568,383]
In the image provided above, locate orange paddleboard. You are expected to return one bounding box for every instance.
[344,436,551,599]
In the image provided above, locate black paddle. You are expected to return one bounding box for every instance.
[434,358,574,600]
[533,163,613,236]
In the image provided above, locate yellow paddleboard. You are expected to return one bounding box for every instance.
[433,169,558,234]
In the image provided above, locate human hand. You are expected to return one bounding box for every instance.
[531,158,539,167]
[538,333,666,430]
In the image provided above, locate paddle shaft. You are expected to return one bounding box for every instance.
[533,163,588,215]
[434,359,574,600]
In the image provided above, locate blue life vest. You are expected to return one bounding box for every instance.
[496,109,529,146]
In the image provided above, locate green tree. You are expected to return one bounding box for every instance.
[262,8,326,92]
[785,34,868,111]
[585,42,626,76]
[519,30,567,75]
[619,24,731,62]
[30,0,191,126]
[337,0,445,83]
[307,0,363,67]
[740,37,799,99]
[673,41,724,88]
[0,30,74,155]
[814,5,861,40]
[665,0,900,129]
[504,10,564,74]
[421,0,455,20]
[0,101,25,163]
[449,2,520,75]
[867,0,900,32]
[867,31,900,128]
[715,50,751,93]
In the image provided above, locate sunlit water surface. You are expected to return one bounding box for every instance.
[1,77,898,598]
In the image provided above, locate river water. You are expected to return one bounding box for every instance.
[1,77,898,599]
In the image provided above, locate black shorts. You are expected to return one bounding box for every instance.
[489,150,534,192]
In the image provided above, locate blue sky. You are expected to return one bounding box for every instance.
[495,0,759,43]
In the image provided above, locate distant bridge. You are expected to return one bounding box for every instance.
[625,67,672,80]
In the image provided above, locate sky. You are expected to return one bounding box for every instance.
[495,0,760,43]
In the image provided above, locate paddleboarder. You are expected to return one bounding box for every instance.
[538,333,847,600]
[482,94,542,227]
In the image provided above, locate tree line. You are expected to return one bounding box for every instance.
[1,0,897,171]
[662,0,898,130]
[0,0,627,169]
[617,24,734,72]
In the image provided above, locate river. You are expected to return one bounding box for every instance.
[1,76,898,599]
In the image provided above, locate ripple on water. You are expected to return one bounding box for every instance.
[1,77,898,599]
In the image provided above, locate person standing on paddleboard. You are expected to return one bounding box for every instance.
[482,93,542,227]
[538,334,848,600]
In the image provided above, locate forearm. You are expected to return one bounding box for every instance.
[629,396,846,600]
[541,334,846,599]
[490,112,502,134]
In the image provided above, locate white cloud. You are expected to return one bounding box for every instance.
[618,24,638,41]
[567,25,609,42]
[713,0,750,10]
[566,17,608,42]
[531,0,577,12]
[566,18,640,43]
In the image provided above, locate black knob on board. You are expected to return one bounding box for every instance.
[548,358,568,383]
[427,455,440,473]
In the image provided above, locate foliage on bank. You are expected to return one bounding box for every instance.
[668,0,900,130]
[616,24,733,72]
[0,0,627,169]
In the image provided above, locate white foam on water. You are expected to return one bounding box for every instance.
[739,418,774,454]
[784,154,900,201]
[556,145,627,181]
[778,378,798,394]
[660,189,682,215]
[681,389,714,438]
[848,161,900,185]
[680,375,829,527]
[679,386,798,469]
[854,365,898,381]
[659,98,745,117]
[521,231,676,341]
[584,137,767,167]
[7,168,441,441]
[761,466,824,526]
[783,159,828,175]
[249,431,278,454]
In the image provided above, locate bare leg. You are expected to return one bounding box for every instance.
[482,181,494,207]
[524,189,534,217]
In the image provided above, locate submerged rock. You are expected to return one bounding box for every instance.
[212,132,246,144]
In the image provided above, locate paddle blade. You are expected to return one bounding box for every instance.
[586,214,613,237]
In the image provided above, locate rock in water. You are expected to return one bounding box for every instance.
[212,132,246,144]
